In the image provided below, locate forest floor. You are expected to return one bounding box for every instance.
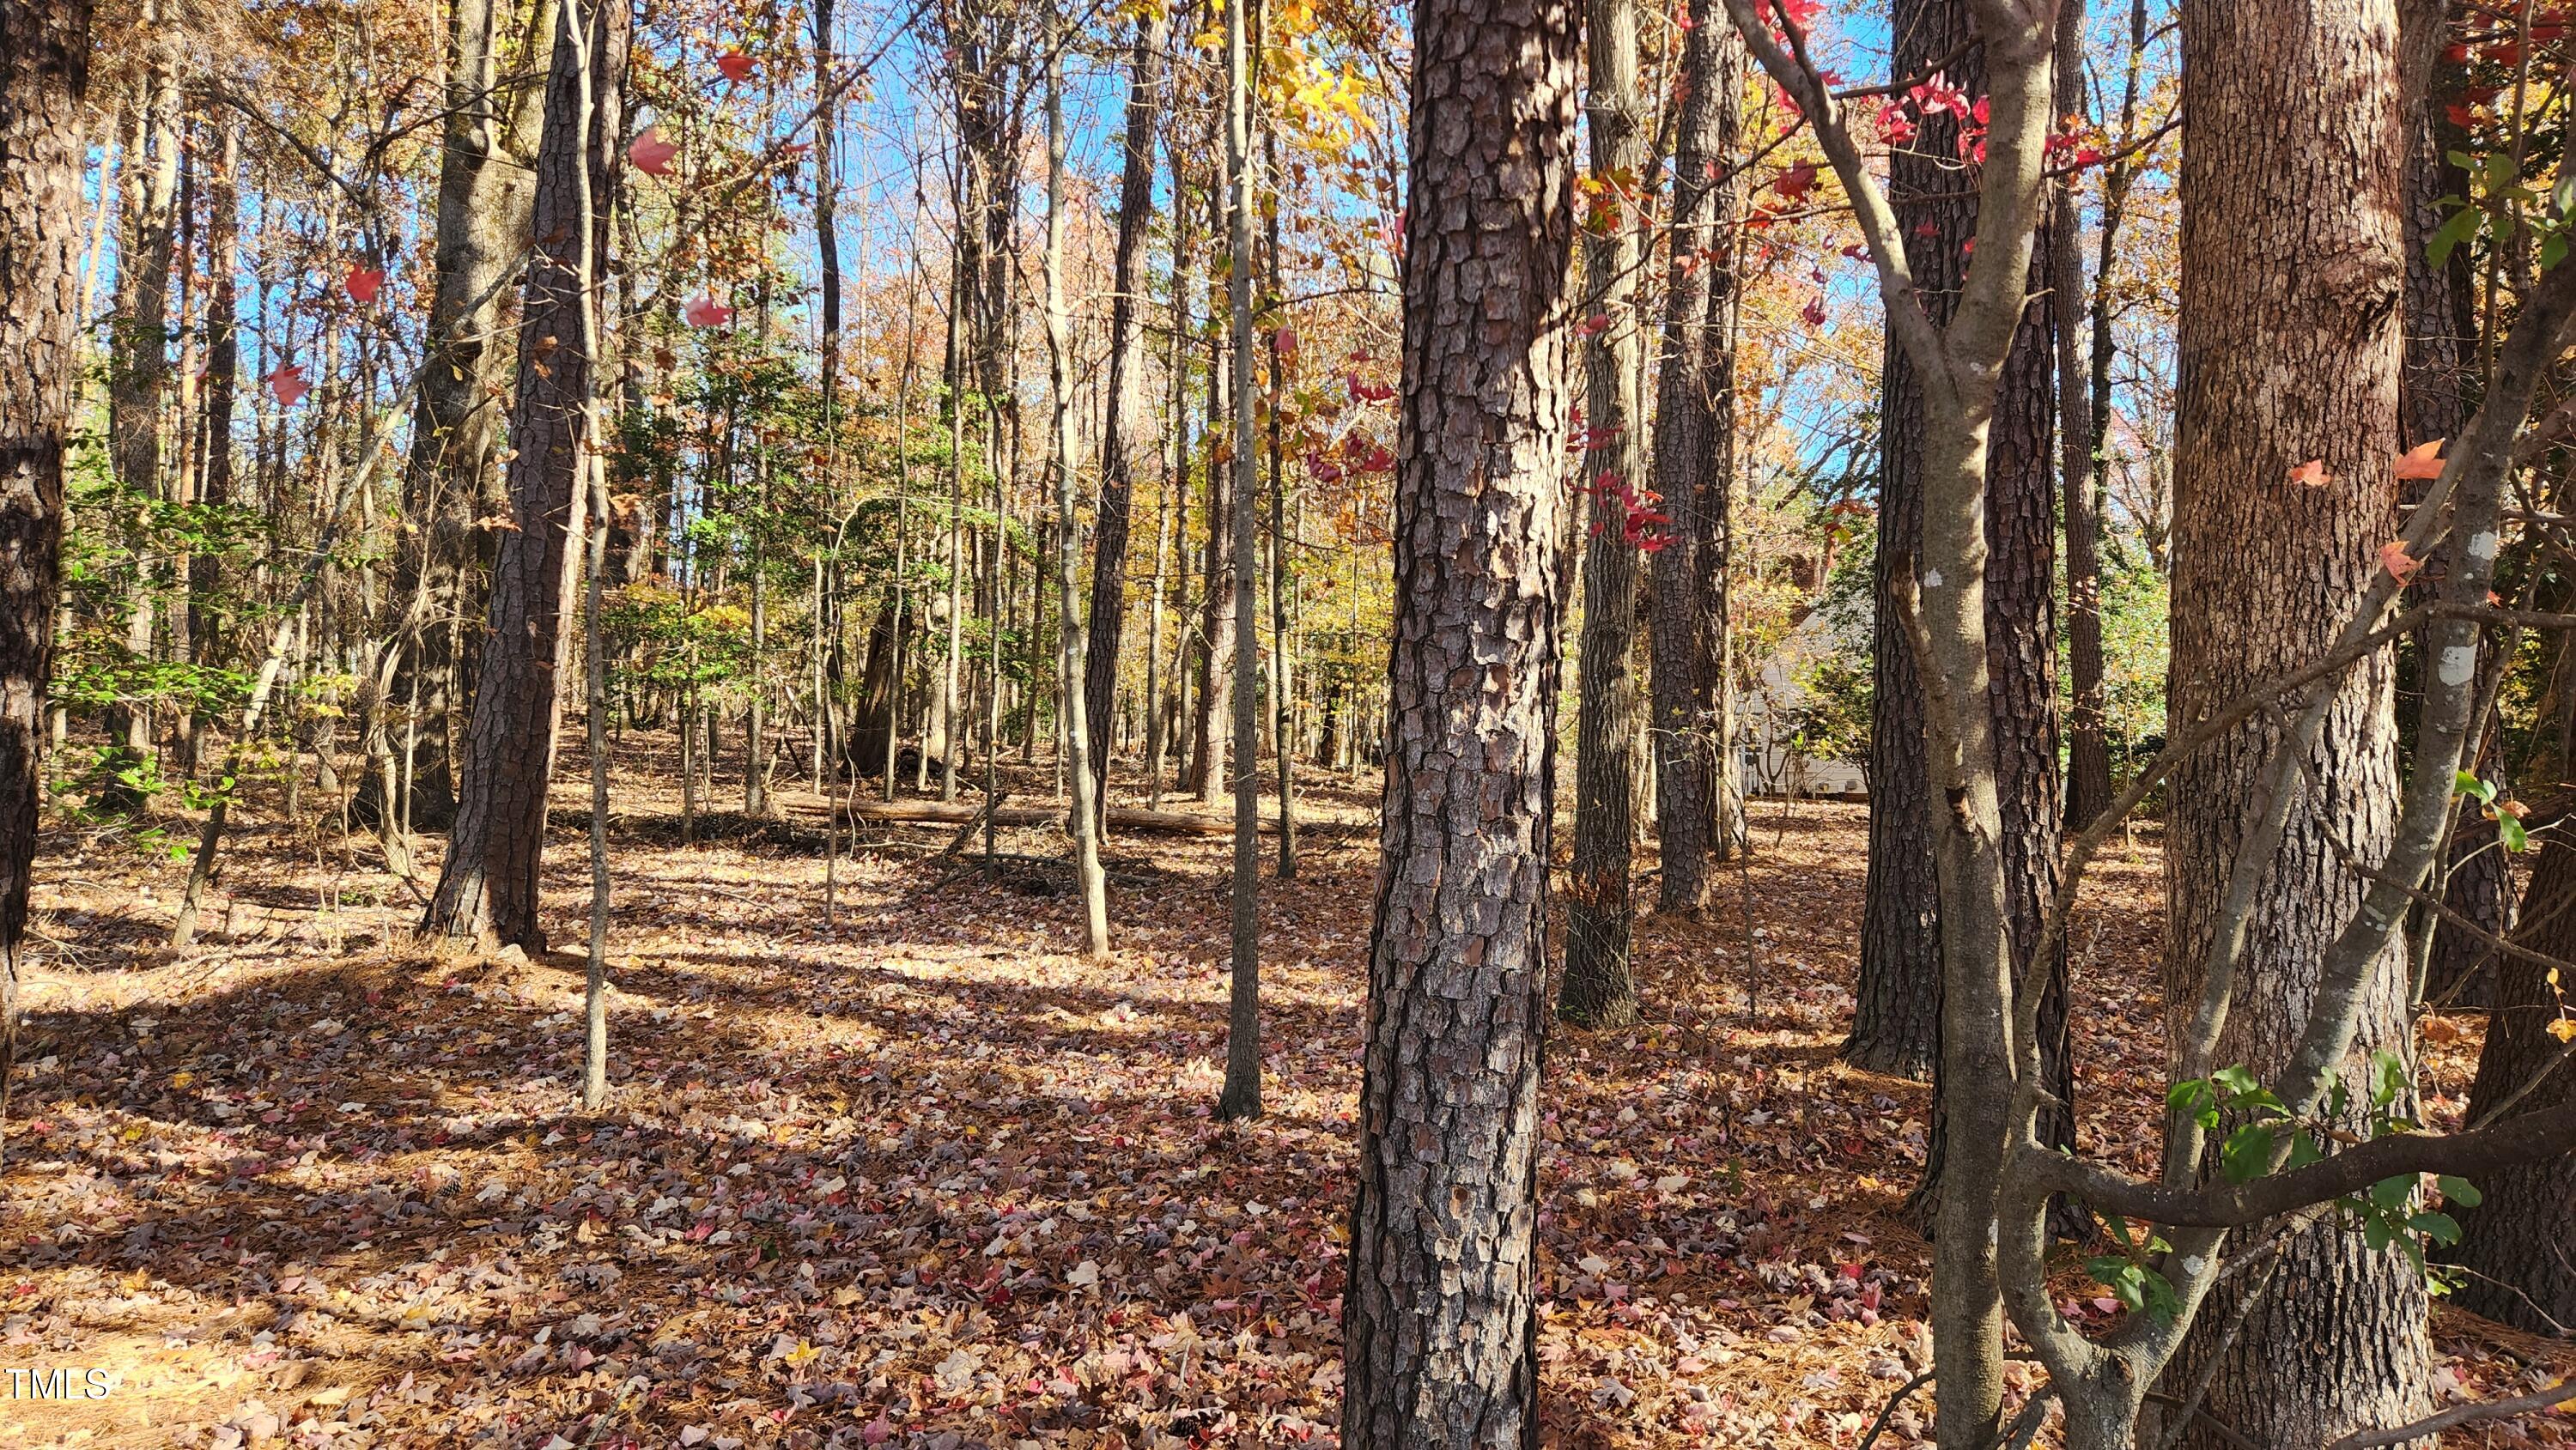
[2,737,2569,1449]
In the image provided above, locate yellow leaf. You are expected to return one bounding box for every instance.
[2549,1016,2576,1044]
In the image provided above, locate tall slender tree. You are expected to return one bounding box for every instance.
[1081,1,1170,815]
[1559,0,1650,1028]
[2160,1,2430,1441]
[1215,0,1263,1119]
[422,0,630,951]
[1643,0,1741,919]
[1339,0,1578,1435]
[1043,20,1109,960]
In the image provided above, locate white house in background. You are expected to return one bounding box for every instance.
[1738,606,1869,798]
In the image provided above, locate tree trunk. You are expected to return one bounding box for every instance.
[1216,0,1261,1117]
[1192,198,1235,808]
[193,122,239,680]
[1896,0,2078,1239]
[1043,29,1109,958]
[2161,2,2430,1441]
[1644,0,1741,919]
[1080,4,1169,813]
[0,0,91,1150]
[422,0,629,952]
[1846,0,1978,1082]
[2444,824,2576,1333]
[1559,0,1649,1028]
[392,0,551,830]
[1339,0,1577,1438]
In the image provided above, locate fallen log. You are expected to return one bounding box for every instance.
[848,798,1264,835]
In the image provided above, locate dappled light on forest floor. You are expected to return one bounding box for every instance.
[3,755,2566,1448]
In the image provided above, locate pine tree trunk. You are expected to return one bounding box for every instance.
[2444,825,2576,1333]
[1339,0,1577,1437]
[1643,0,1741,919]
[422,0,629,951]
[2161,2,2430,1441]
[1080,6,1169,812]
[1560,0,1649,1028]
[1847,0,1978,1082]
[392,0,551,830]
[0,0,91,1150]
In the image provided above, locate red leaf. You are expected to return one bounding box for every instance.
[628,128,680,178]
[684,294,736,329]
[2379,539,2423,585]
[267,362,311,407]
[343,266,384,303]
[716,52,756,82]
[1771,161,1817,201]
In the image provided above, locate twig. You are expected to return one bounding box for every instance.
[1855,1368,1935,1450]
[2324,1377,2576,1450]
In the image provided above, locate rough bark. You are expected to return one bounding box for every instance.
[1559,0,1650,1028]
[1215,0,1262,1116]
[422,0,629,951]
[1080,6,1169,811]
[1846,0,1976,1082]
[392,0,551,829]
[1191,184,1236,809]
[2161,2,2431,1441]
[2445,828,2576,1333]
[0,0,91,1146]
[1643,0,1740,918]
[1895,0,2077,1240]
[1338,0,1578,1439]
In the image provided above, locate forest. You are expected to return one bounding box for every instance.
[0,0,2573,1445]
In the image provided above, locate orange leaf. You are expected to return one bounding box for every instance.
[2378,539,2422,585]
[2287,458,2332,488]
[2392,439,2445,480]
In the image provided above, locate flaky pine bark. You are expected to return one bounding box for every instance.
[422,0,629,951]
[2158,5,2429,1443]
[392,0,551,829]
[0,0,92,1150]
[1339,0,1578,1438]
[1559,0,1650,1028]
[1080,4,1169,812]
[1643,0,1741,917]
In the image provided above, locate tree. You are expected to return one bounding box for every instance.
[422,0,630,951]
[1042,20,1109,960]
[2158,3,2430,1443]
[1643,0,1741,919]
[0,0,94,1144]
[1216,0,1262,1119]
[1845,0,2070,1131]
[1559,0,1650,1028]
[388,0,552,830]
[1339,0,1578,1435]
[1080,3,1170,816]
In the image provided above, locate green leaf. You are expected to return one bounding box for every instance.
[2455,770,2494,803]
[2213,1065,2262,1098]
[2409,1211,2462,1247]
[2364,1215,2396,1253]
[2285,1131,2326,1170]
[2369,1050,2409,1110]
[2166,1079,2210,1113]
[2221,1123,2278,1183]
[2329,1079,2352,1119]
[2429,205,2482,270]
[2500,813,2530,853]
[2369,1174,2416,1213]
[2436,1174,2482,1208]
